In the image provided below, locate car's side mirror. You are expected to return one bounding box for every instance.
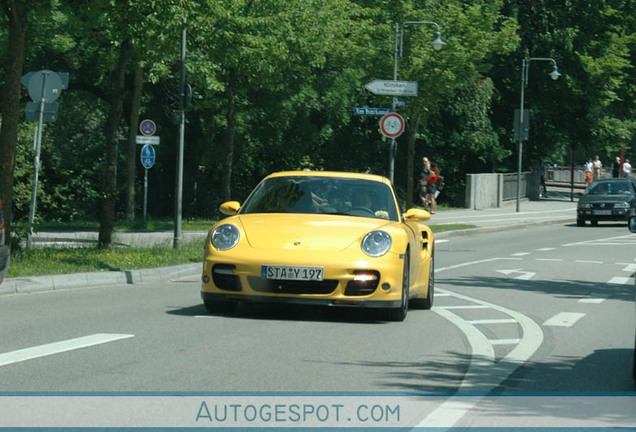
[629,216,636,233]
[220,201,241,216]
[403,208,431,222]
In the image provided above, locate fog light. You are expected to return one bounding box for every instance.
[203,275,210,283]
[381,283,391,291]
[353,272,379,282]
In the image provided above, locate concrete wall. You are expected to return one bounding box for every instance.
[465,173,501,210]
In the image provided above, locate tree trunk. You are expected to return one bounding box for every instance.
[0,0,27,239]
[98,37,133,248]
[406,105,423,209]
[221,69,237,202]
[125,62,143,221]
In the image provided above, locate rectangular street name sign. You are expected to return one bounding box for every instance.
[136,135,160,145]
[353,107,392,116]
[365,80,418,97]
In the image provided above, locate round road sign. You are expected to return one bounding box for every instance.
[140,144,156,169]
[139,119,157,136]
[379,113,405,138]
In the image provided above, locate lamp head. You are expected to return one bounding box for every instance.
[549,66,561,80]
[431,31,446,51]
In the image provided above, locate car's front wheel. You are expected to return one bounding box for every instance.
[384,251,409,322]
[411,246,434,310]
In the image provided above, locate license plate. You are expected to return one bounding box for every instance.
[593,210,612,215]
[261,265,324,281]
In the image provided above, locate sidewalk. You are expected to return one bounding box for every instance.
[1,192,578,297]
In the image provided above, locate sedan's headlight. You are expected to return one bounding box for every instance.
[361,230,392,257]
[578,203,592,209]
[614,202,630,209]
[210,224,239,250]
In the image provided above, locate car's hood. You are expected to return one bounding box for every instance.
[235,213,392,250]
[579,193,635,203]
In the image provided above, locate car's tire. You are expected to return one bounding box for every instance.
[576,219,586,227]
[204,300,237,314]
[385,250,409,322]
[411,246,434,310]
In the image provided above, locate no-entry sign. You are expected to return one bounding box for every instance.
[379,113,405,138]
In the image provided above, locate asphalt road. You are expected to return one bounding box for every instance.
[1,201,635,428]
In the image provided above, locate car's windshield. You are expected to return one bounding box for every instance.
[240,176,400,221]
[586,181,635,195]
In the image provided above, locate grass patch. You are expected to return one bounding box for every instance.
[430,224,477,233]
[7,241,204,278]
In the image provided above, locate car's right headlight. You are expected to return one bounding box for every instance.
[578,203,592,209]
[361,230,392,257]
[210,224,240,250]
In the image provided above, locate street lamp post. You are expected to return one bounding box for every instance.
[389,20,444,184]
[516,57,561,212]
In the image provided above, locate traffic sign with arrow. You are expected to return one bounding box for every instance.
[365,80,418,97]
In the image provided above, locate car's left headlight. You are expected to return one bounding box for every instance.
[210,224,240,250]
[614,202,630,208]
[361,230,392,257]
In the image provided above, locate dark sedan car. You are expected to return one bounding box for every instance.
[0,199,9,285]
[576,178,636,226]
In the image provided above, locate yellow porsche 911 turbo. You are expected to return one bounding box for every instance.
[201,171,434,321]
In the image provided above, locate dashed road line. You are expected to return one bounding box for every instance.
[0,334,134,367]
[608,276,631,284]
[542,312,585,327]
[468,319,517,325]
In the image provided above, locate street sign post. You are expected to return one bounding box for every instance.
[353,107,392,116]
[21,70,68,248]
[140,144,156,222]
[379,113,405,138]
[139,119,157,136]
[136,135,160,145]
[365,80,418,97]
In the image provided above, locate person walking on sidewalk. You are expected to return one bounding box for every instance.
[624,159,632,178]
[585,158,593,184]
[592,155,603,180]
[425,162,441,214]
[419,157,432,209]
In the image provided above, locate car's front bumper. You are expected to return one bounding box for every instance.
[577,208,635,221]
[201,248,408,308]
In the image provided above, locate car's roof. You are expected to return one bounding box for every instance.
[264,170,392,185]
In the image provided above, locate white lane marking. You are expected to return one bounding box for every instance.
[536,258,563,262]
[511,252,530,256]
[424,288,544,428]
[0,334,134,367]
[608,276,631,285]
[543,312,585,327]
[468,319,517,325]
[622,264,636,272]
[435,239,450,244]
[579,293,611,304]
[564,234,635,246]
[575,260,604,264]
[435,257,521,274]
[490,339,521,345]
[496,269,536,280]
[536,247,555,251]
[441,305,489,310]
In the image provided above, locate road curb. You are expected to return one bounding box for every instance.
[0,263,201,297]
